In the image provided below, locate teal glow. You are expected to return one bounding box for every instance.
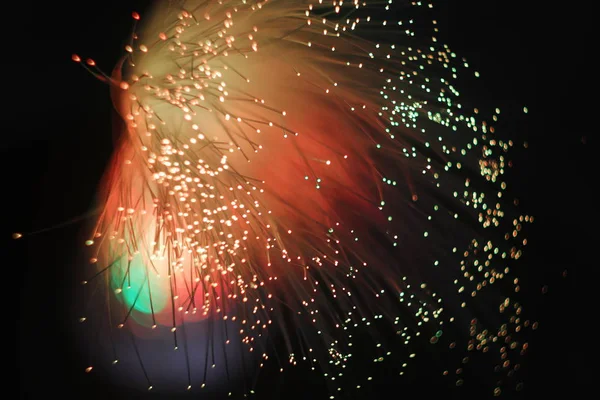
[110,253,168,315]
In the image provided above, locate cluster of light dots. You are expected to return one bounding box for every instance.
[60,0,539,397]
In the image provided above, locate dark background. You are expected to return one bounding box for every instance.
[6,1,586,398]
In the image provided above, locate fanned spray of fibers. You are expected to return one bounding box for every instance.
[68,0,534,397]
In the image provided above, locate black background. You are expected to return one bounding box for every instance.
[7,1,586,398]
